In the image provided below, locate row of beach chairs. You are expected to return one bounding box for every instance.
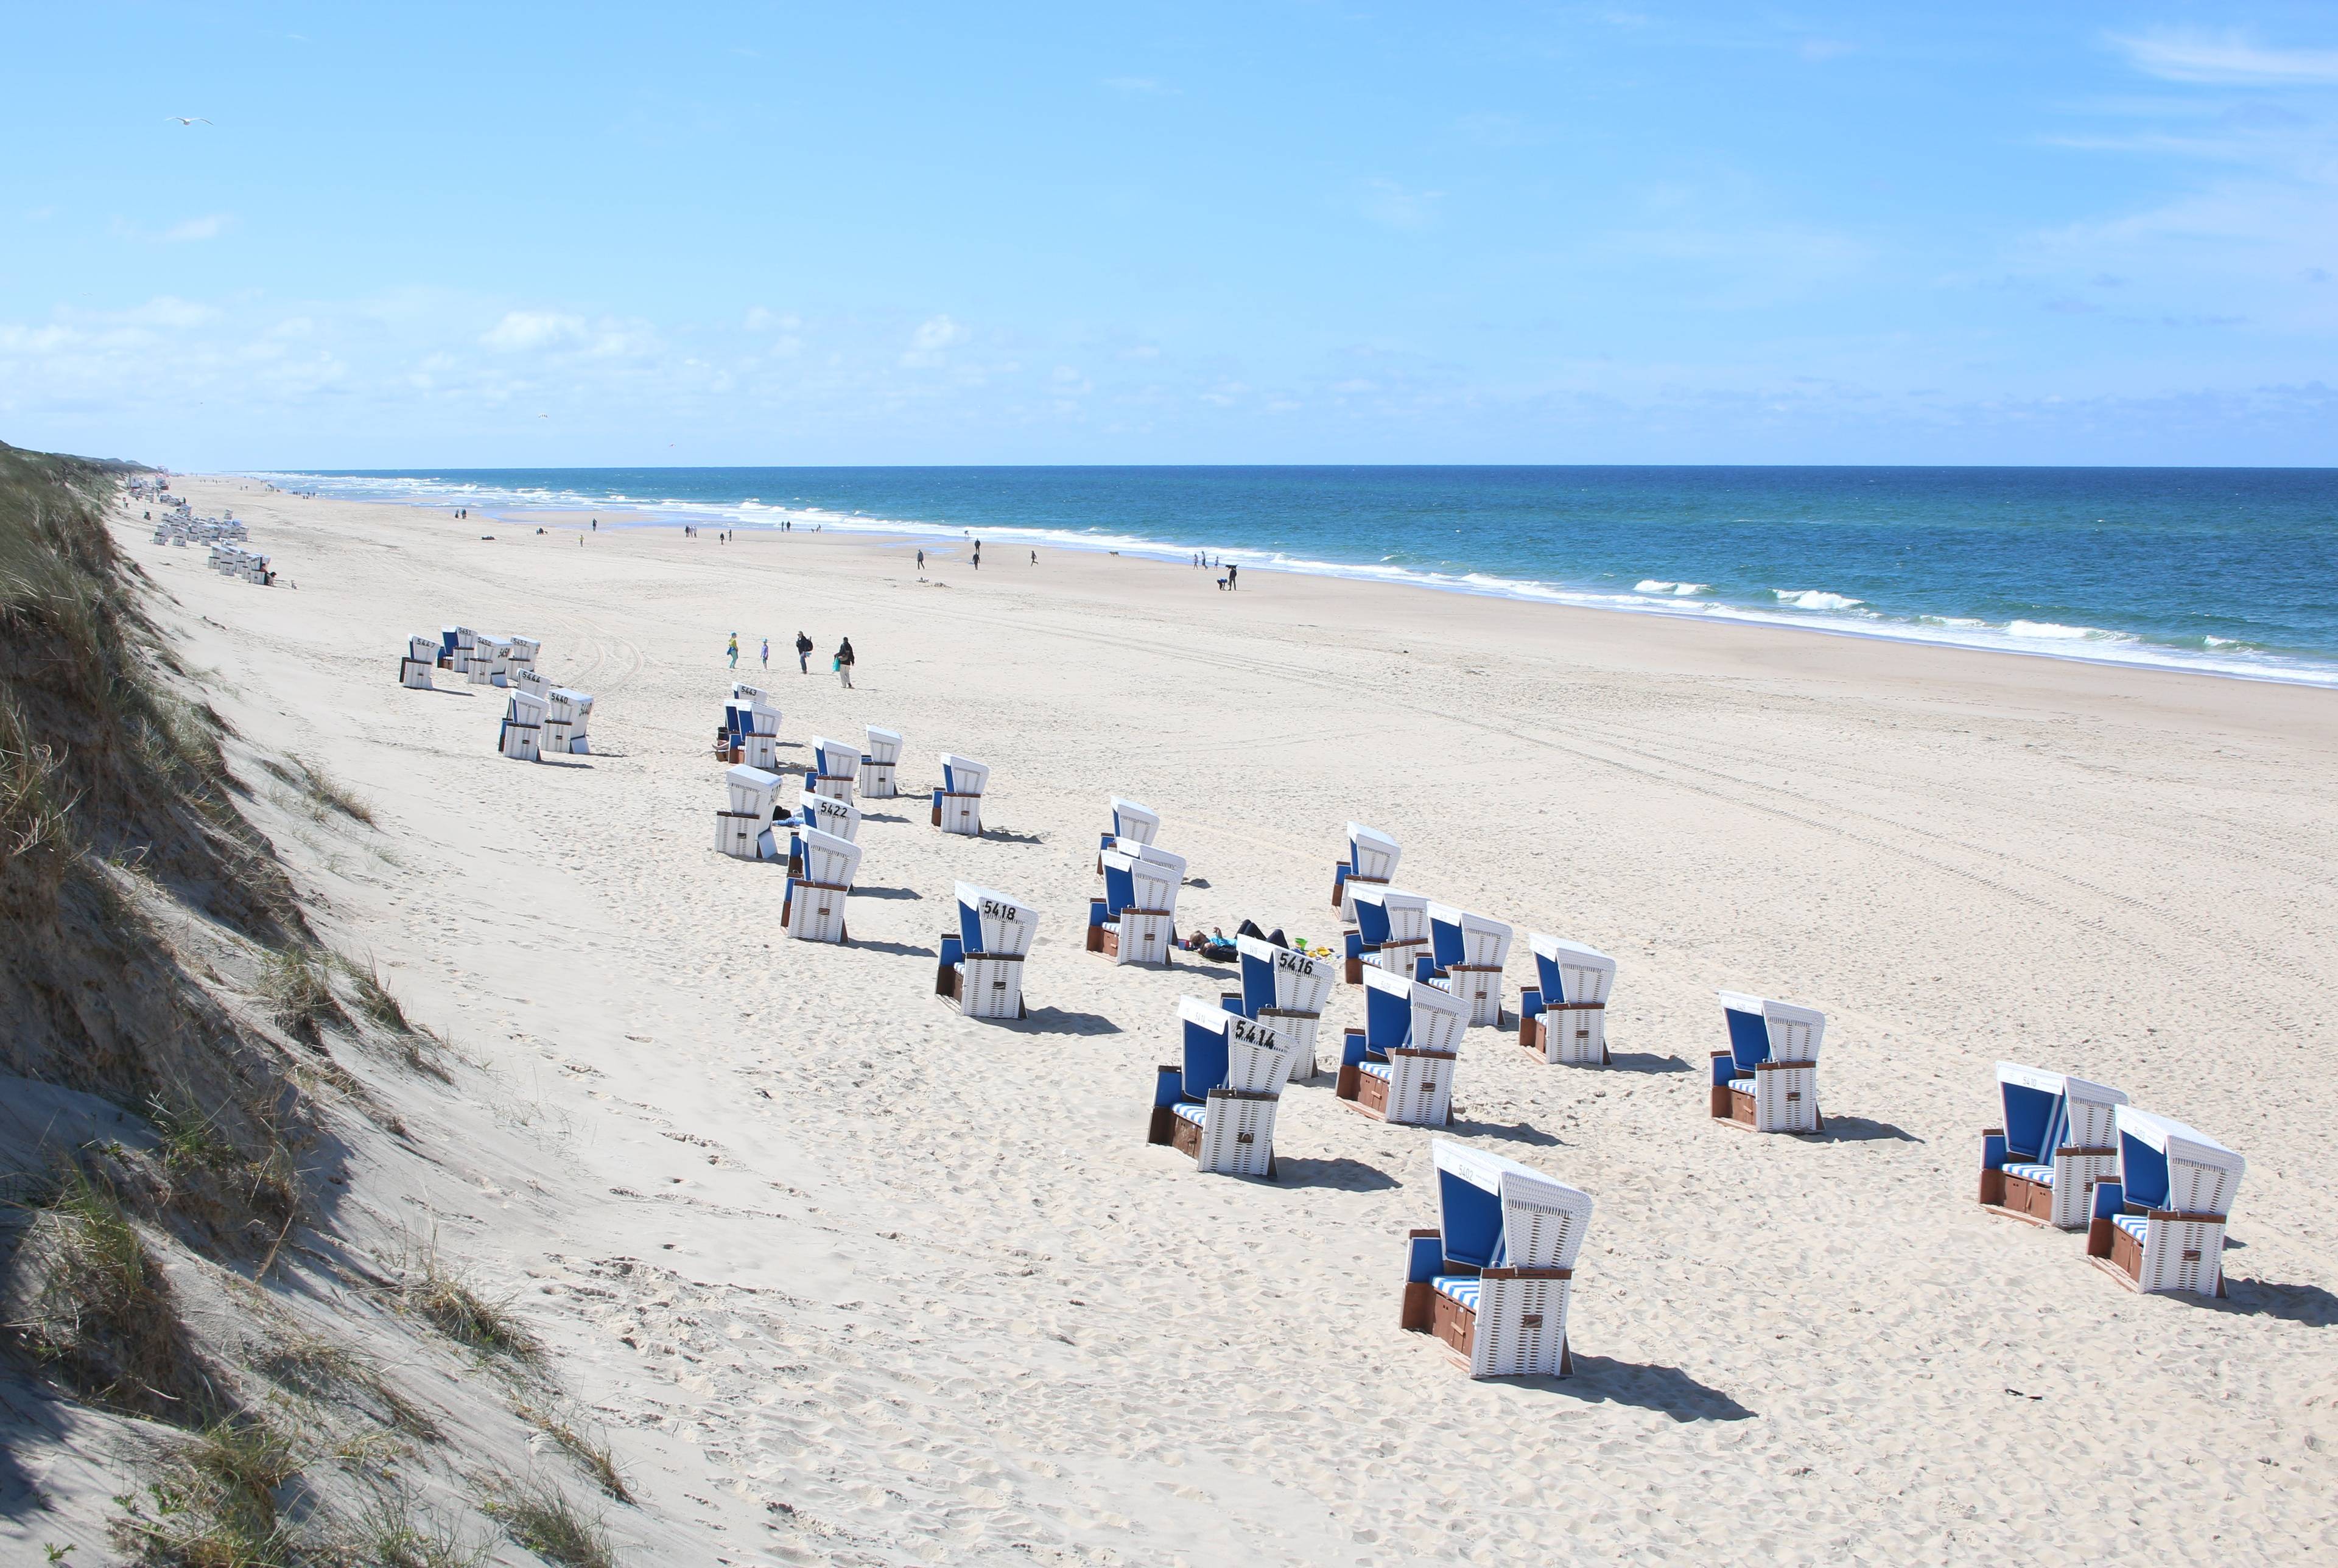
[390,625,591,763]
[154,511,246,547]
[208,543,273,584]
[1979,1063,2244,1297]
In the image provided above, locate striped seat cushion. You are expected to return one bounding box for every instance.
[1431,1275,1481,1311]
[1729,1078,1755,1096]
[2003,1162,2055,1186]
[1171,1101,1207,1128]
[2112,1213,2151,1246]
[1358,1060,1392,1082]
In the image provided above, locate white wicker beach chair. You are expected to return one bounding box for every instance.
[933,754,988,836]
[1337,966,1469,1126]
[1220,935,1338,1080]
[1425,904,1512,1026]
[1147,998,1294,1178]
[498,690,546,762]
[858,726,902,797]
[1347,885,1431,985]
[809,735,860,802]
[507,636,541,676]
[1979,1063,2129,1230]
[539,688,591,755]
[1088,841,1185,967]
[1331,822,1400,923]
[511,668,549,698]
[1710,991,1827,1133]
[2085,1107,2244,1297]
[1098,797,1160,869]
[1401,1141,1592,1379]
[399,635,437,690]
[936,882,1036,1019]
[781,828,860,943]
[1518,936,1618,1065]
[714,765,782,859]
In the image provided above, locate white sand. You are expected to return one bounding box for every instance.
[137,478,2338,1564]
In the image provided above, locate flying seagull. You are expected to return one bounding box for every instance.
[167,116,213,126]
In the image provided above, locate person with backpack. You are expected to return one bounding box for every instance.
[795,631,813,673]
[834,637,856,689]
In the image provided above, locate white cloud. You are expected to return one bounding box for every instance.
[163,213,230,242]
[899,313,967,366]
[482,310,586,350]
[2112,30,2338,86]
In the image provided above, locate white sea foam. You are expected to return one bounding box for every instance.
[2006,620,2135,643]
[1773,589,1864,611]
[1635,579,1710,596]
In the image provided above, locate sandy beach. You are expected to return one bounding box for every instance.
[127,475,2338,1564]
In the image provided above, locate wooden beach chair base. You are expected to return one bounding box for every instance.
[1520,1011,1609,1066]
[1401,1251,1575,1380]
[2086,1210,2230,1297]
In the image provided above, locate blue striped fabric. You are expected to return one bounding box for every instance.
[1432,1275,1481,1310]
[1358,1061,1392,1082]
[1171,1102,1206,1128]
[1730,1078,1755,1096]
[2004,1162,2056,1186]
[2112,1214,2151,1245]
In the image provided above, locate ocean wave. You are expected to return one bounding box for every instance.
[1773,589,1864,611]
[248,469,2338,689]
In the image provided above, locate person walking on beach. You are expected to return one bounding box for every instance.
[760,637,770,670]
[1030,549,1036,565]
[1227,562,1238,590]
[795,631,813,673]
[726,632,739,669]
[916,548,925,571]
[972,547,981,570]
[834,637,856,688]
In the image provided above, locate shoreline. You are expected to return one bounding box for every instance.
[234,469,2338,691]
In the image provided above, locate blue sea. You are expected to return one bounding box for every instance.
[258,466,2338,687]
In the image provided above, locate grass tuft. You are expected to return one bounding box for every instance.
[259,1328,439,1441]
[353,1484,489,1568]
[514,1396,631,1503]
[480,1474,617,1568]
[331,951,410,1033]
[397,1232,539,1364]
[112,1415,297,1567]
[256,946,343,1039]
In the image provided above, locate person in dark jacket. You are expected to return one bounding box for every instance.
[834,637,856,688]
[795,631,813,673]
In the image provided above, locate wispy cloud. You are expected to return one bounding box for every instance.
[1357,178,1443,231]
[2111,29,2338,86]
[899,312,967,367]
[164,214,230,242]
[482,310,586,350]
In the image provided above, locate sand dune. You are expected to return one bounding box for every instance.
[142,477,2338,1564]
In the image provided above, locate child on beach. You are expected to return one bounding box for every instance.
[727,632,739,668]
[760,637,770,669]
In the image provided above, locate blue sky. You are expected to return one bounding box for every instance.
[3,2,2334,466]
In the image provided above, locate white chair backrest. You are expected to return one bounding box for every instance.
[1430,903,1513,967]
[726,765,782,818]
[799,791,861,840]
[1237,934,1335,1013]
[408,635,437,661]
[864,726,902,764]
[796,827,862,888]
[1530,934,1617,1005]
[812,735,858,776]
[2115,1105,2245,1217]
[941,754,989,795]
[505,690,548,723]
[1224,1021,1294,1096]
[1406,975,1471,1054]
[1109,797,1160,845]
[958,882,1035,957]
[1431,1139,1593,1270]
[1106,839,1184,911]
[2062,1076,2129,1147]
[1347,822,1400,883]
[1352,884,1431,942]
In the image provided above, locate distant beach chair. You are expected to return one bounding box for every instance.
[1400,1139,1592,1379]
[932,754,988,836]
[714,765,782,860]
[542,688,592,755]
[438,626,465,670]
[718,693,780,768]
[399,635,437,690]
[511,668,549,698]
[1346,884,1431,985]
[1710,992,1827,1133]
[858,726,902,798]
[935,882,1035,1019]
[497,690,547,762]
[1220,934,1337,1081]
[2085,1106,2244,1297]
[1098,797,1160,870]
[1087,840,1185,966]
[809,735,860,801]
[1518,936,1617,1065]
[1978,1063,2129,1230]
[1146,998,1294,1178]
[507,636,541,677]
[465,632,500,687]
[781,827,860,943]
[1337,966,1469,1125]
[1330,822,1400,924]
[786,790,861,873]
[1425,904,1512,1026]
